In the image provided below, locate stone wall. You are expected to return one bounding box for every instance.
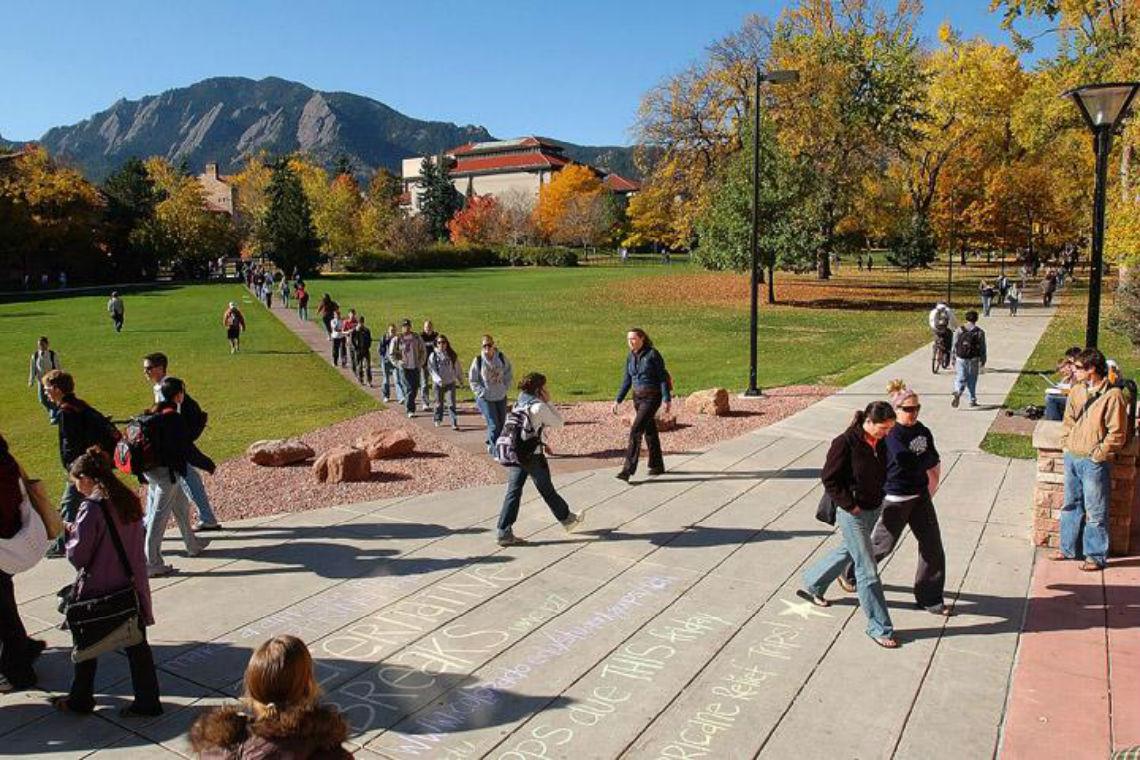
[1031,420,1139,554]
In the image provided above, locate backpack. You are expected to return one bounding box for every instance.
[60,400,122,455]
[494,407,540,466]
[955,328,983,359]
[933,309,950,330]
[114,408,174,476]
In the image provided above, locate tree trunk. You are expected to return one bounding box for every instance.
[817,249,831,279]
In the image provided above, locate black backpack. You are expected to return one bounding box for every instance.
[956,328,983,359]
[60,400,122,455]
[494,407,540,466]
[114,408,175,476]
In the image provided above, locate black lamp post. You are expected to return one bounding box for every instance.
[746,68,799,397]
[1063,82,1140,348]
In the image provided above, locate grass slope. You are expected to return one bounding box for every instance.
[0,284,377,493]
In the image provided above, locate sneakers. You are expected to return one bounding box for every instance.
[187,538,211,557]
[969,399,979,407]
[147,564,175,578]
[615,471,631,482]
[434,420,441,427]
[407,411,415,419]
[497,532,528,547]
[451,423,460,431]
[195,522,223,532]
[950,392,961,408]
[561,512,587,533]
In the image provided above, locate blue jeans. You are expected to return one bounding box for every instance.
[981,295,992,316]
[143,468,202,569]
[179,466,218,526]
[803,506,894,638]
[298,305,308,321]
[50,483,84,554]
[497,454,570,537]
[434,383,458,426]
[954,357,980,403]
[476,396,508,453]
[1060,452,1111,566]
[401,368,420,413]
[382,359,401,401]
[1044,393,1067,421]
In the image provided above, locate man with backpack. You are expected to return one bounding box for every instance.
[350,316,374,387]
[27,336,62,424]
[951,310,987,408]
[40,370,120,557]
[394,319,427,417]
[142,353,221,532]
[928,302,957,370]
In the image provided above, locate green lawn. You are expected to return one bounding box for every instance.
[0,283,377,493]
[980,282,1140,459]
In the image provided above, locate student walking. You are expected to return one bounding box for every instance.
[223,303,246,354]
[950,310,987,408]
[496,373,585,546]
[191,635,353,759]
[296,284,309,322]
[0,434,46,693]
[800,401,899,649]
[979,280,995,317]
[612,328,671,481]
[1053,348,1128,571]
[840,382,950,616]
[469,335,513,453]
[394,320,427,416]
[419,320,439,412]
[142,354,221,531]
[427,335,462,430]
[51,448,162,717]
[28,337,62,424]
[140,378,212,577]
[279,278,290,309]
[351,316,373,386]
[107,292,125,333]
[41,371,118,559]
[1007,282,1021,316]
[317,294,337,338]
[329,311,347,368]
[380,324,401,403]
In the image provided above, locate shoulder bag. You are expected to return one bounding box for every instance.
[19,465,62,540]
[61,502,143,662]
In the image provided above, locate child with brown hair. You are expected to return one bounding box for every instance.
[191,635,352,759]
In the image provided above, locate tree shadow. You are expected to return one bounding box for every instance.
[595,525,831,548]
[643,467,822,483]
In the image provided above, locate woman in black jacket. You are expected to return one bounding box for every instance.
[611,328,671,481]
[0,434,46,692]
[799,401,900,648]
[142,377,214,577]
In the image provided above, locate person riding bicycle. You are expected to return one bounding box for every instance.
[928,302,958,368]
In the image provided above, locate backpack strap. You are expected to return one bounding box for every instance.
[98,501,135,581]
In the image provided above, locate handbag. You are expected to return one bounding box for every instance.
[815,492,837,526]
[62,502,143,663]
[18,465,62,540]
[0,481,50,574]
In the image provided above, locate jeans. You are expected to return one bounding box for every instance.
[1008,298,1019,316]
[981,295,992,316]
[497,454,571,537]
[954,357,980,403]
[179,466,218,526]
[420,367,434,408]
[144,468,203,569]
[842,493,945,608]
[0,572,35,687]
[401,368,421,413]
[112,314,124,332]
[622,391,664,475]
[1060,452,1111,566]
[434,383,458,426]
[281,292,289,309]
[50,483,84,554]
[476,396,508,452]
[382,359,401,401]
[803,506,894,638]
[1044,393,1067,421]
[298,305,308,321]
[332,337,347,367]
[355,351,373,385]
[67,626,160,715]
[36,383,58,423]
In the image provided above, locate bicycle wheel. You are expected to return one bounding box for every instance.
[932,344,941,374]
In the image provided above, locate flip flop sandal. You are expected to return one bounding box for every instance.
[1079,561,1104,572]
[837,576,856,593]
[795,589,830,608]
[869,634,900,649]
[1047,551,1073,561]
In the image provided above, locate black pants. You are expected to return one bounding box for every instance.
[0,572,36,687]
[111,314,123,332]
[843,493,946,608]
[332,337,347,367]
[622,390,664,476]
[355,351,372,384]
[68,627,161,715]
[497,454,570,534]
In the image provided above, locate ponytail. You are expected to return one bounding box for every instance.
[850,401,895,429]
[68,447,143,523]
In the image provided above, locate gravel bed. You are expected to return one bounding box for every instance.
[196,385,834,521]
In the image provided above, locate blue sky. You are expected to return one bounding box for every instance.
[0,0,1052,146]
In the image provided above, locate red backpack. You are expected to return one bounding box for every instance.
[114,408,175,476]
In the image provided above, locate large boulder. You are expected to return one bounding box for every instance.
[685,388,730,417]
[312,446,372,483]
[247,439,316,467]
[355,429,416,460]
[620,411,679,432]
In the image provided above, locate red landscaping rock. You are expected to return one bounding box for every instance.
[312,446,372,483]
[620,411,679,431]
[685,388,730,416]
[355,429,416,460]
[247,439,316,466]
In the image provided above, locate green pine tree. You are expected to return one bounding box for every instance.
[418,154,462,241]
[101,157,161,280]
[262,159,322,276]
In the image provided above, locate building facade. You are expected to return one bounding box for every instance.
[196,163,237,216]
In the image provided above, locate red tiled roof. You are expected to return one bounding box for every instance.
[449,136,561,156]
[604,173,640,192]
[452,152,570,174]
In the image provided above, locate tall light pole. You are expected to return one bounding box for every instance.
[746,68,799,397]
[1063,82,1140,348]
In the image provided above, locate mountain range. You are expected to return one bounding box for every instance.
[18,76,639,182]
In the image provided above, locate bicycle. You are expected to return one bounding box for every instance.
[931,330,951,374]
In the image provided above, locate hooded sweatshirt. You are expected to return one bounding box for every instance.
[469,350,512,402]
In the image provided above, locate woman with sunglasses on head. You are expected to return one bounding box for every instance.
[839,380,950,617]
[427,334,462,430]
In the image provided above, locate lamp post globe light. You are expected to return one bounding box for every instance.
[1062,82,1140,349]
[745,68,799,398]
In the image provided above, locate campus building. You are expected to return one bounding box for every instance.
[400,136,639,213]
[196,162,237,216]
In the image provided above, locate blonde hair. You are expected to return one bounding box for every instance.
[886,379,917,408]
[242,635,319,720]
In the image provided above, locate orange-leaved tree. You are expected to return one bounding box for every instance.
[535,164,612,246]
[447,194,503,245]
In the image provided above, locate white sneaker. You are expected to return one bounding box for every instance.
[562,512,587,534]
[407,411,415,418]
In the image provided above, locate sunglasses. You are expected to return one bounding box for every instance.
[143,365,157,372]
[899,405,921,413]
[482,343,493,348]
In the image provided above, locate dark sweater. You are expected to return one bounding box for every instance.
[821,425,889,512]
[884,422,940,497]
[616,347,670,403]
[152,403,215,477]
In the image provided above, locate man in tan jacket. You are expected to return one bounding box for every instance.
[1054,348,1129,570]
